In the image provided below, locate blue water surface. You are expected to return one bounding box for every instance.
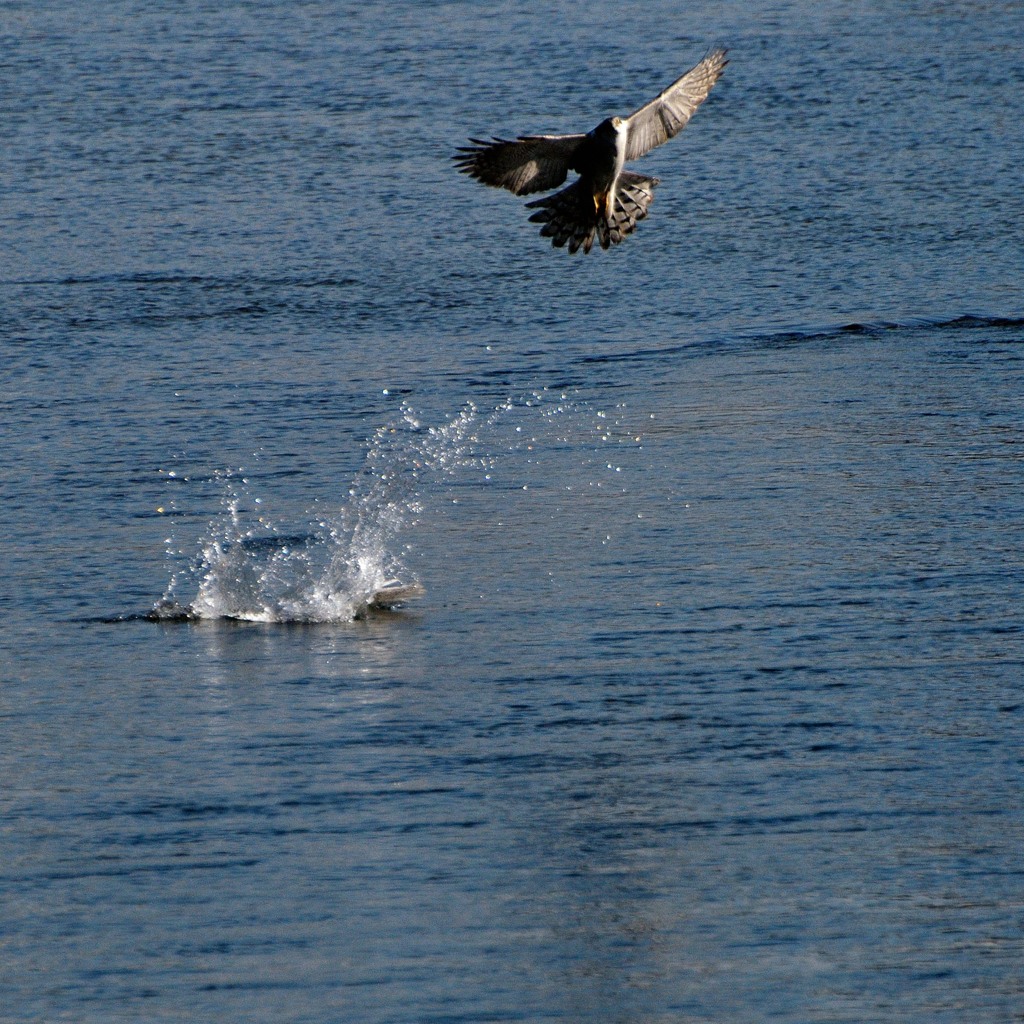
[2,1,1023,1021]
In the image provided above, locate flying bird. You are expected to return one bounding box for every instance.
[454,47,728,254]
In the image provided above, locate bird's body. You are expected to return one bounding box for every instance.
[455,48,727,253]
[575,117,627,219]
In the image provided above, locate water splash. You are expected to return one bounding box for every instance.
[154,402,497,623]
[152,390,641,623]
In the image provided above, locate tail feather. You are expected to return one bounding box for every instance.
[606,171,660,244]
[525,172,660,254]
[526,180,598,254]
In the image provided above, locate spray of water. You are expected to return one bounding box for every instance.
[152,389,640,623]
[154,401,499,623]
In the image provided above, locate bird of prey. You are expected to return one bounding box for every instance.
[455,47,727,254]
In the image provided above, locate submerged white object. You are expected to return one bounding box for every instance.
[367,580,426,610]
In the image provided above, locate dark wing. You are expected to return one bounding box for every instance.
[623,47,728,162]
[454,134,587,196]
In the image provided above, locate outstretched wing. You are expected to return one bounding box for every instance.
[623,47,728,162]
[454,134,586,196]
